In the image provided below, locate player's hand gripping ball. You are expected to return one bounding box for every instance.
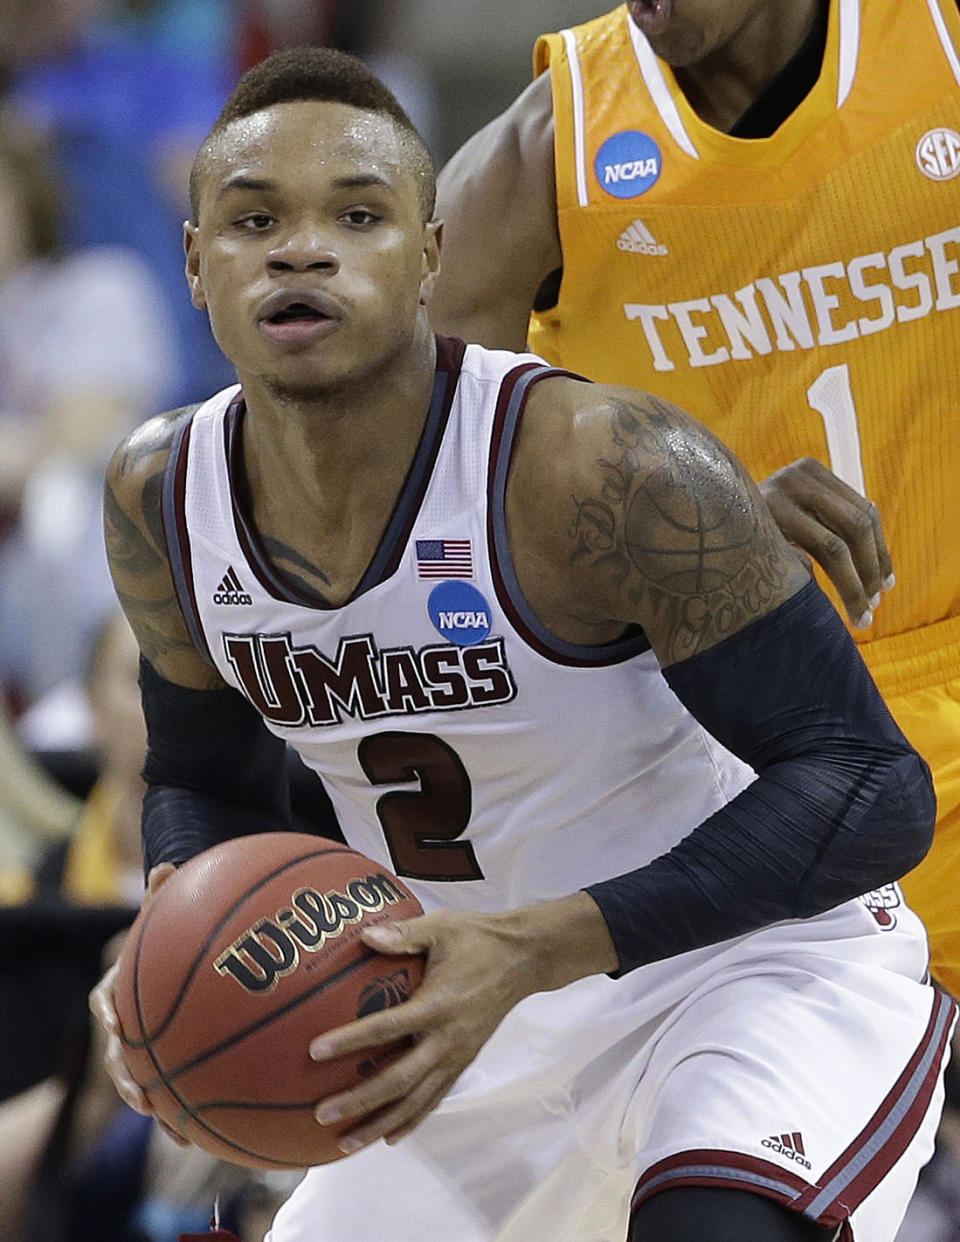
[113,833,424,1168]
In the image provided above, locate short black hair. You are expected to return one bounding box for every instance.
[189,46,436,223]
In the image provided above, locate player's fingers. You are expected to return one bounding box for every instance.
[761,500,874,627]
[806,490,885,602]
[146,861,177,899]
[361,915,433,955]
[761,461,891,603]
[383,1081,449,1146]
[332,1068,450,1155]
[314,1035,437,1125]
[89,960,120,1034]
[309,992,427,1060]
[104,1033,150,1113]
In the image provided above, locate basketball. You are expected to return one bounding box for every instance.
[113,833,424,1169]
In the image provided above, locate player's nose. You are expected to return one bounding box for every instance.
[266,221,340,273]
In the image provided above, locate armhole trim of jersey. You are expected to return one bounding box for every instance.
[487,364,652,667]
[925,0,960,85]
[161,414,215,666]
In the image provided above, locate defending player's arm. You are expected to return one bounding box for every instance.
[103,414,292,873]
[430,71,561,351]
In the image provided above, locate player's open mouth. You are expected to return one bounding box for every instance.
[258,290,342,344]
[268,303,328,324]
[628,0,673,38]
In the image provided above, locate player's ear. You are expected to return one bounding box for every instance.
[183,220,207,310]
[419,219,442,306]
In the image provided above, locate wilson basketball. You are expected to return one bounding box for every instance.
[113,833,424,1169]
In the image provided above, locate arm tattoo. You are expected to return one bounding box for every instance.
[103,410,204,667]
[570,397,794,662]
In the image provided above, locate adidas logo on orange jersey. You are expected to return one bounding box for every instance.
[213,566,253,606]
[762,1132,812,1169]
[617,219,668,256]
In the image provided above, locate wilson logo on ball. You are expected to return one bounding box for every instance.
[213,871,409,994]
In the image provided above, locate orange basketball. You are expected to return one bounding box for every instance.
[113,833,424,1169]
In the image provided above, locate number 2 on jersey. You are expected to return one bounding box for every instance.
[358,731,484,881]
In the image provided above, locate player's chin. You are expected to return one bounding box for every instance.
[260,356,353,402]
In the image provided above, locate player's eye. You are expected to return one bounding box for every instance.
[236,213,275,231]
[340,209,380,227]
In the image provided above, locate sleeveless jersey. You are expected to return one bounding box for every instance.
[164,338,754,922]
[529,0,960,694]
[163,337,932,1100]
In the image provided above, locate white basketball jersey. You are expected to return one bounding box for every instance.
[165,337,933,1115]
[165,338,752,919]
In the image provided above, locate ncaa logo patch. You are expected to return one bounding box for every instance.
[916,127,960,180]
[595,131,662,199]
[428,581,492,647]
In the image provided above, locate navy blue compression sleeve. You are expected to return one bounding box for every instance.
[585,581,935,976]
[139,657,292,873]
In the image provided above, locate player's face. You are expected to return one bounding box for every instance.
[626,0,778,66]
[185,100,439,397]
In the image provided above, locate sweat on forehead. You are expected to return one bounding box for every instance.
[189,99,435,224]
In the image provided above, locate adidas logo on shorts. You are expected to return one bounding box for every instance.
[761,1132,812,1169]
[617,219,668,255]
[213,566,253,606]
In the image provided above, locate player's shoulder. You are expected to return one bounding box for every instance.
[520,377,718,491]
[509,69,555,148]
[104,401,205,539]
[106,402,202,493]
[441,70,554,181]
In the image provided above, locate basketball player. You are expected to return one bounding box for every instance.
[92,48,955,1242]
[429,0,960,1004]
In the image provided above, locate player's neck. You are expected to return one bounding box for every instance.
[242,328,434,476]
[673,0,823,133]
[235,328,437,591]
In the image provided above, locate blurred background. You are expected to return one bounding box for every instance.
[0,4,956,1242]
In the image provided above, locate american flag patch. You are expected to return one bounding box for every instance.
[415,539,473,579]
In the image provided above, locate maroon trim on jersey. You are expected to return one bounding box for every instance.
[487,365,653,667]
[162,416,214,664]
[223,337,466,609]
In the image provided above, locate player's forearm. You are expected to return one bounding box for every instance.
[492,890,620,995]
[140,656,292,872]
[588,582,935,975]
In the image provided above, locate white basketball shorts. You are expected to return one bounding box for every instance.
[265,892,956,1242]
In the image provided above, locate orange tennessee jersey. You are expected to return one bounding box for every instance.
[529,0,960,692]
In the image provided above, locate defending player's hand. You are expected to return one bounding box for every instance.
[758,456,894,628]
[88,862,188,1145]
[308,908,537,1154]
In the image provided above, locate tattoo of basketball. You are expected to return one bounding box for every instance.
[571,398,790,661]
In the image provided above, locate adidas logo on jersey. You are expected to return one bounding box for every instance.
[617,219,668,256]
[213,566,253,606]
[761,1132,811,1169]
